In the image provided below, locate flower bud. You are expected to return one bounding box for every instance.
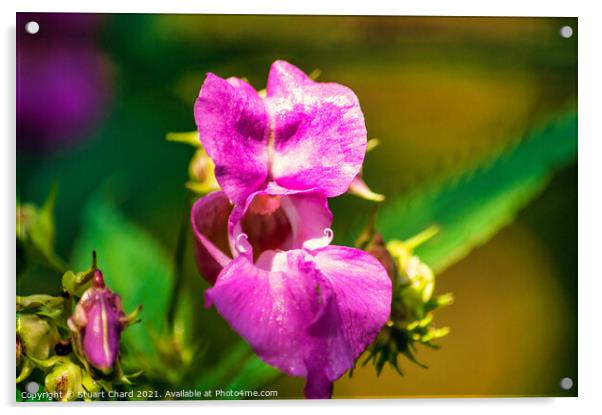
[187,148,220,194]
[16,314,60,362]
[365,233,397,281]
[16,313,60,383]
[387,239,437,319]
[44,359,84,401]
[355,209,396,280]
[364,227,452,376]
[68,269,125,373]
[400,256,435,308]
[165,131,220,194]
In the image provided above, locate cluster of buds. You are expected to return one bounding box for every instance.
[24,355,101,402]
[16,252,141,401]
[357,220,453,375]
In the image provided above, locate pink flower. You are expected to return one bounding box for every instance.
[191,61,391,398]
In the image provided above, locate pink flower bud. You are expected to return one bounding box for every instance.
[69,270,124,372]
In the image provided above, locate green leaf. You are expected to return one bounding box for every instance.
[16,294,65,320]
[377,109,577,273]
[71,194,173,359]
[17,185,66,275]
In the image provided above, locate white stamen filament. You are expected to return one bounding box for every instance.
[323,228,334,244]
[303,228,334,251]
[235,233,251,254]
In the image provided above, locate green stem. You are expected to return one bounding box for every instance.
[196,341,252,390]
[166,193,193,329]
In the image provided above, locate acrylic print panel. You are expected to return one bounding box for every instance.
[16,13,577,401]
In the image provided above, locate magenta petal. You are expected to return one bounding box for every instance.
[304,363,333,399]
[206,245,391,398]
[194,73,269,205]
[225,76,259,96]
[265,61,367,197]
[81,291,122,371]
[311,245,392,362]
[206,251,320,376]
[301,245,391,396]
[191,191,233,284]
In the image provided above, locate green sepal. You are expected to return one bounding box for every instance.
[121,304,143,328]
[16,360,34,384]
[424,292,454,313]
[17,294,65,320]
[61,252,98,297]
[165,131,200,147]
[113,359,143,386]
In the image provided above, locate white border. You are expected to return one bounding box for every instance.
[10,0,580,16]
[3,1,601,415]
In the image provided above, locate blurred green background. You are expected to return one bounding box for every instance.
[17,15,577,398]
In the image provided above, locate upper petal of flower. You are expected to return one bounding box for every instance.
[205,245,391,398]
[265,60,367,197]
[194,74,270,205]
[191,191,233,284]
